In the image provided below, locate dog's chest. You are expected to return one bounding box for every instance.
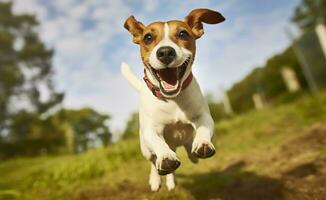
[140,79,203,125]
[141,95,194,125]
[163,122,194,147]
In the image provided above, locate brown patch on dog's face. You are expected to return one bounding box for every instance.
[139,21,197,67]
[124,20,195,71]
[138,22,164,67]
[167,20,196,58]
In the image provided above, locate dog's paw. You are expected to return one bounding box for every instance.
[192,140,215,159]
[188,154,199,163]
[158,158,180,175]
[156,152,180,175]
[166,179,175,191]
[149,168,161,192]
[149,179,161,192]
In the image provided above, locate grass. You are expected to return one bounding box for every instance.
[0,139,144,200]
[0,92,326,200]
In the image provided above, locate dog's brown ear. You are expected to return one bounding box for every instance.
[185,8,225,39]
[124,16,145,44]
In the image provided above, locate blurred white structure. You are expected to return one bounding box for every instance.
[285,27,318,94]
[315,23,326,59]
[220,87,234,115]
[281,67,301,92]
[252,93,265,110]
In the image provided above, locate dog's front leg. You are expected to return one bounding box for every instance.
[191,113,216,158]
[166,173,175,191]
[142,124,181,175]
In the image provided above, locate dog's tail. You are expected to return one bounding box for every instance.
[121,62,142,92]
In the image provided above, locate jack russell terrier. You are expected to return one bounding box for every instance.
[121,8,225,191]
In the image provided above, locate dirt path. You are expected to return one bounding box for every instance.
[74,124,326,200]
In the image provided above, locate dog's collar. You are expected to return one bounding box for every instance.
[143,69,193,100]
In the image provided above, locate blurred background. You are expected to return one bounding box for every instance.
[0,0,325,199]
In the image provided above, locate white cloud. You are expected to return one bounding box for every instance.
[12,0,48,21]
[10,0,135,130]
[142,0,159,13]
[194,7,296,97]
[8,0,300,133]
[63,72,139,132]
[70,4,88,19]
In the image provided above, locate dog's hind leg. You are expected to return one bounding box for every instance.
[184,141,198,163]
[149,162,161,191]
[140,132,161,191]
[164,146,176,190]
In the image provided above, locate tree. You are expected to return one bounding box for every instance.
[54,108,112,153]
[0,2,114,159]
[292,0,326,30]
[0,2,63,158]
[227,47,305,113]
[0,107,112,158]
[122,112,139,140]
[0,2,63,132]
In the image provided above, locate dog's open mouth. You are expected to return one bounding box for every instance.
[149,57,190,95]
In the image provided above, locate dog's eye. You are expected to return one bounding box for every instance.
[178,30,189,40]
[143,33,153,44]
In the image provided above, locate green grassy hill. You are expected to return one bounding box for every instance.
[1,92,326,200]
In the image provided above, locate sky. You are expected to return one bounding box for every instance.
[7,0,301,138]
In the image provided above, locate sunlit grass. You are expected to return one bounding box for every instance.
[0,92,326,200]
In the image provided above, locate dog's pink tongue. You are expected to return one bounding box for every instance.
[158,68,177,85]
[162,81,176,89]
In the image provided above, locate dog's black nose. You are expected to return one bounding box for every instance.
[156,46,176,65]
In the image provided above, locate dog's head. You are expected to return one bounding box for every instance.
[124,8,225,98]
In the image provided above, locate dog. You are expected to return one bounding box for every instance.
[121,8,225,191]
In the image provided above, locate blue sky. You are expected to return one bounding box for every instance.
[9,0,300,137]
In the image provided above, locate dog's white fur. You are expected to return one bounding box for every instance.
[121,22,214,191]
[146,23,193,98]
[149,24,191,70]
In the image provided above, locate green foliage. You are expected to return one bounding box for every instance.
[296,29,326,88]
[225,0,326,114]
[122,112,139,140]
[54,108,112,153]
[0,111,66,159]
[205,94,230,122]
[292,0,326,30]
[227,47,305,113]
[0,107,112,158]
[0,2,63,118]
[208,102,228,122]
[0,2,114,159]
[226,27,326,114]
[0,2,64,158]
